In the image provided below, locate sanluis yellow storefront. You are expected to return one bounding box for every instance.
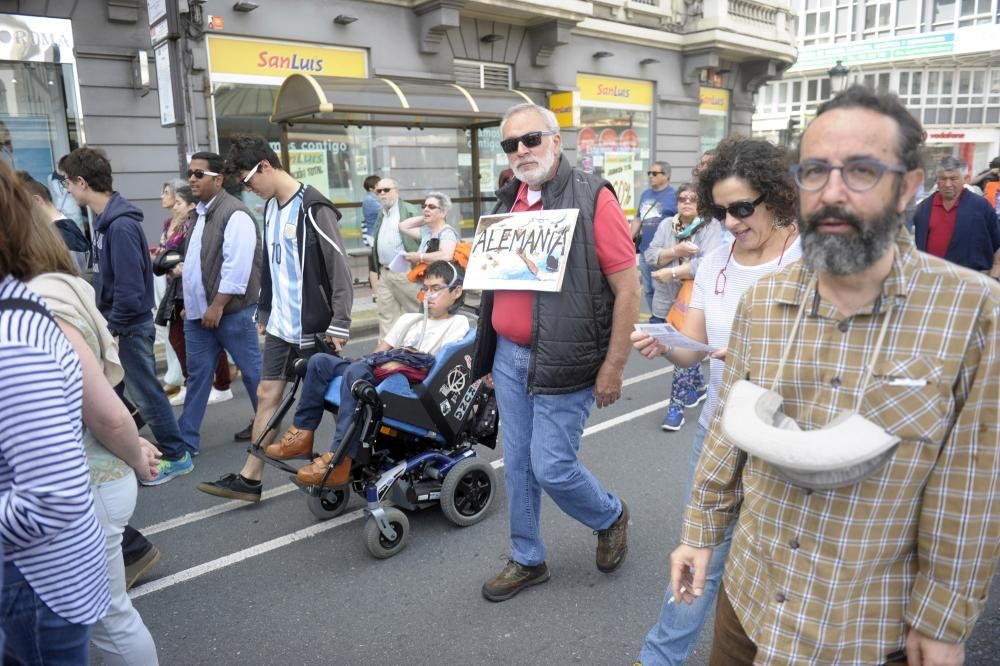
[205,35,369,240]
[550,74,654,216]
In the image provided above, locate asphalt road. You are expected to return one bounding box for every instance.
[119,336,1000,666]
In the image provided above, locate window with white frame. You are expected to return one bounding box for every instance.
[801,0,834,45]
[895,0,920,33]
[863,0,893,37]
[931,0,994,29]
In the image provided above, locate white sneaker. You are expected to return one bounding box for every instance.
[208,388,234,405]
[169,386,187,407]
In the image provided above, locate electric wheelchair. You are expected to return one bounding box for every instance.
[249,329,499,559]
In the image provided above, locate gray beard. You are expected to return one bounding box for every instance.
[800,203,901,275]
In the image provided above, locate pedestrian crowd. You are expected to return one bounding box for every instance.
[1,86,998,666]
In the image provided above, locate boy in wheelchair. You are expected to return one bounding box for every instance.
[265,260,469,487]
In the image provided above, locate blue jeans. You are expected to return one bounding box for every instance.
[492,336,622,566]
[293,354,374,458]
[1,562,91,665]
[116,319,186,460]
[639,423,735,665]
[179,306,262,455]
[638,253,654,313]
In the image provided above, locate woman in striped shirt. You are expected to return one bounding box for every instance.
[24,216,161,664]
[0,159,110,663]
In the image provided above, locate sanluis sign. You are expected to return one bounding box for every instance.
[207,36,365,84]
[576,74,653,109]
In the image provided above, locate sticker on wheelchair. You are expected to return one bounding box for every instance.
[439,399,451,416]
[453,379,481,422]
[440,366,468,398]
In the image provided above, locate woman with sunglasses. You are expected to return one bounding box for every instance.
[400,192,459,265]
[632,136,801,666]
[645,183,726,432]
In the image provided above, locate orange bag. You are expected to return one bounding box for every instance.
[666,278,694,330]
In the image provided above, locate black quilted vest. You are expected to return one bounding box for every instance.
[473,156,616,394]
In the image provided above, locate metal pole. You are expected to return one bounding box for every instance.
[281,124,290,172]
[470,125,481,228]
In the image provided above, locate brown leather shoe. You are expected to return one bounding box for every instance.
[481,559,550,602]
[265,425,315,460]
[296,451,352,487]
[596,499,629,573]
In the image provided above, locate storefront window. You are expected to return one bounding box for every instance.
[573,74,654,216]
[699,87,730,155]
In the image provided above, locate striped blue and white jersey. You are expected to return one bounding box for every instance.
[264,186,305,345]
[0,277,110,625]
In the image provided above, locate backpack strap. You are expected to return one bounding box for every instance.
[0,297,55,322]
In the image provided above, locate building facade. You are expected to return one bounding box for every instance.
[753,0,1000,184]
[0,0,796,245]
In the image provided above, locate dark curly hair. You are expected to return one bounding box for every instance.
[224,135,282,176]
[696,136,797,227]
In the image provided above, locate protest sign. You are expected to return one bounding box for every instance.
[464,209,578,292]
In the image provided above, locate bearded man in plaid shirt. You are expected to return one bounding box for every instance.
[669,86,1000,666]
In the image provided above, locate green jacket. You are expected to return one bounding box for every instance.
[370,199,422,274]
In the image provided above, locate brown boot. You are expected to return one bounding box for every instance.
[296,451,352,487]
[596,499,629,573]
[481,559,550,602]
[265,425,314,460]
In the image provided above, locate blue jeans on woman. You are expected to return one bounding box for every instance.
[638,423,735,665]
[2,562,91,665]
[492,335,622,566]
[116,319,186,460]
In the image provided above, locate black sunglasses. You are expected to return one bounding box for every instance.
[187,168,220,179]
[375,187,395,194]
[709,193,766,221]
[500,130,556,154]
[647,170,665,177]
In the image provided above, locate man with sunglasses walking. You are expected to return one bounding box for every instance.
[669,87,999,666]
[369,177,422,337]
[473,103,639,602]
[197,137,351,503]
[632,162,677,311]
[60,147,192,484]
[173,152,263,459]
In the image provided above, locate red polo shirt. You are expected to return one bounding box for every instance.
[491,181,635,345]
[926,189,963,259]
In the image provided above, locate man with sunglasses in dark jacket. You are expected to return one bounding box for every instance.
[197,136,352,504]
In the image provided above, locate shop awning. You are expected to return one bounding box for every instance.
[270,73,535,129]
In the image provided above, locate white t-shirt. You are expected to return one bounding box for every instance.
[690,236,802,428]
[383,312,470,356]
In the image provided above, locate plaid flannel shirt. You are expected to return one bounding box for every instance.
[681,230,1000,664]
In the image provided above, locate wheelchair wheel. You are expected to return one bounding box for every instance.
[364,507,409,559]
[440,458,496,527]
[306,486,351,521]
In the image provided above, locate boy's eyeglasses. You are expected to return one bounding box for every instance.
[241,161,262,189]
[709,193,766,221]
[500,130,556,154]
[419,284,450,295]
[187,169,220,179]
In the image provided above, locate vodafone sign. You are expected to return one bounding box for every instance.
[925,128,997,143]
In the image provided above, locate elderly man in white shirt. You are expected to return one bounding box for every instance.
[369,177,423,336]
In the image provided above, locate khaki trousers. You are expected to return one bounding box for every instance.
[375,269,421,338]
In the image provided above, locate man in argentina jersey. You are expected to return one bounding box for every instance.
[197,136,352,504]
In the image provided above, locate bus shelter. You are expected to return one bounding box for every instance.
[270,73,535,227]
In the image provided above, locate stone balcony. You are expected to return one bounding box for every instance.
[456,0,796,64]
